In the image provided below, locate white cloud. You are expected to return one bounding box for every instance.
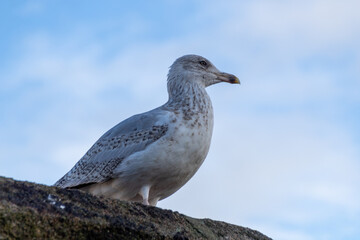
[248,1,359,42]
[213,0,360,51]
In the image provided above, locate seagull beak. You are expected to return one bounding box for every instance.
[215,72,240,84]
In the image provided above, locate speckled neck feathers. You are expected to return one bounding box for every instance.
[165,73,213,124]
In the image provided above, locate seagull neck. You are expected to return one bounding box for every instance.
[166,79,211,112]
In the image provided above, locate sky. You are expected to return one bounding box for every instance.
[0,1,359,239]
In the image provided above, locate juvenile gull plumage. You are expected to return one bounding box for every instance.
[54,55,239,206]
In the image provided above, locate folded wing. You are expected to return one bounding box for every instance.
[54,108,169,188]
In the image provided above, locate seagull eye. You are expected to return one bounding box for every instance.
[199,60,207,67]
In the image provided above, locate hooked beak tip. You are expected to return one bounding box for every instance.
[229,75,240,84]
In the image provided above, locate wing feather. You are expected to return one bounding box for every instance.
[54,109,169,188]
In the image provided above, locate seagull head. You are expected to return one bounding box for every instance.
[168,54,240,89]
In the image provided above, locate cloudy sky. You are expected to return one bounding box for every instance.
[1,1,359,239]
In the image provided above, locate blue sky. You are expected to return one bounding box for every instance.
[1,1,359,239]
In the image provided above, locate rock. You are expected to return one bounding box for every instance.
[0,176,271,240]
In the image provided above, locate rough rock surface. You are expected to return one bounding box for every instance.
[0,176,271,240]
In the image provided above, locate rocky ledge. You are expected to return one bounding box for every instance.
[0,176,271,240]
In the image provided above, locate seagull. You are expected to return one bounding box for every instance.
[54,54,239,206]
